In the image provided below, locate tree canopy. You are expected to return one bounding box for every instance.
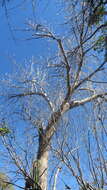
[0,1,107,190]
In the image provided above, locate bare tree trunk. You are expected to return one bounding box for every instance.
[33,132,49,190]
[33,105,71,190]
[36,150,49,190]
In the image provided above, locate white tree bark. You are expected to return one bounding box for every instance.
[36,150,49,190]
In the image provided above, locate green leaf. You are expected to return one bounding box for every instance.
[0,128,10,136]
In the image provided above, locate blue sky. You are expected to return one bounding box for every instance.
[0,0,67,74]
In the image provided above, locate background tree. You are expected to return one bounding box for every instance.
[85,0,107,56]
[0,172,15,190]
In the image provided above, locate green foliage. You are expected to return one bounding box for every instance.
[0,120,11,136]
[86,1,107,54]
[0,128,10,136]
[86,0,107,25]
[93,35,105,52]
[88,5,105,25]
[95,5,105,22]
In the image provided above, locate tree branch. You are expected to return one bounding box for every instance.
[8,91,54,111]
[73,61,107,90]
[70,92,107,108]
[32,27,71,102]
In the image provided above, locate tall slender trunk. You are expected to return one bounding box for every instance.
[33,103,70,190]
[33,133,49,190]
[36,150,49,190]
